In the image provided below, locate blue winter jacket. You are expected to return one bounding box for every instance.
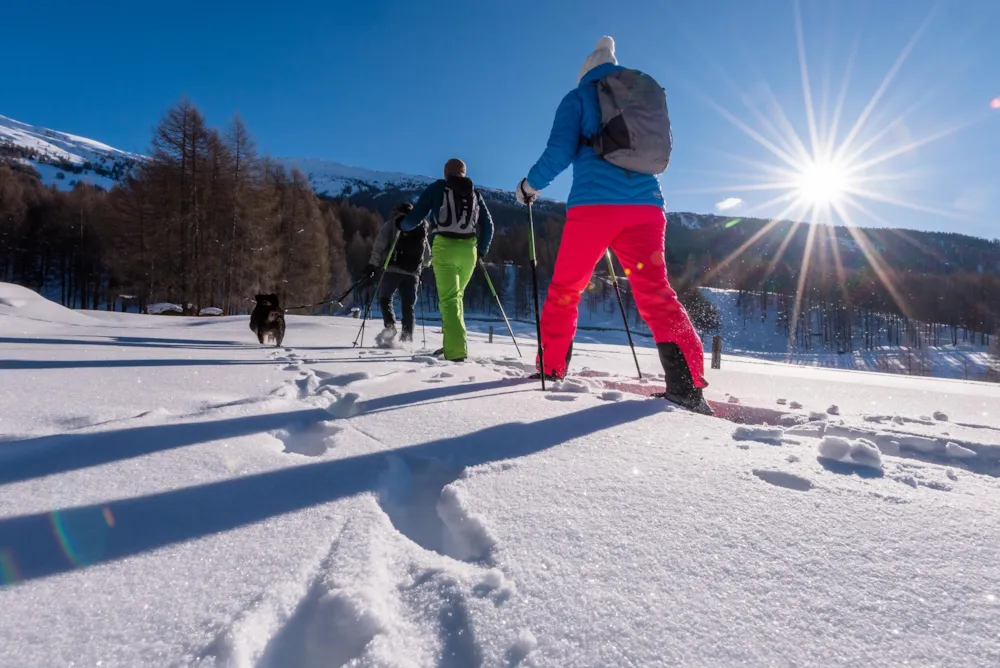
[398,178,495,257]
[526,62,665,209]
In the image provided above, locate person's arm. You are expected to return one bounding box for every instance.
[398,181,441,232]
[476,192,494,257]
[368,219,394,268]
[525,91,583,191]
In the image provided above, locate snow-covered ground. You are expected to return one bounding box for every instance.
[2,282,1000,668]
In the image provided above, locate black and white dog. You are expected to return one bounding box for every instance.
[250,293,286,346]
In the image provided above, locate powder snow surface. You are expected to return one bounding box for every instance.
[1,282,999,667]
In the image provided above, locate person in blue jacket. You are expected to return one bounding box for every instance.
[515,36,711,414]
[398,158,494,362]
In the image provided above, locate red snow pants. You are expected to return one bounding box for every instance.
[537,205,706,387]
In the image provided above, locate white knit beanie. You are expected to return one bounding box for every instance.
[578,36,617,82]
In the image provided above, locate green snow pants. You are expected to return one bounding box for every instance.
[432,235,477,361]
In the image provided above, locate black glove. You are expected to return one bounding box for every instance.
[363,264,378,279]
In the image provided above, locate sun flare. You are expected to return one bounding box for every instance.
[795,159,849,206]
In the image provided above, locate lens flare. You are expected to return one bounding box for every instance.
[49,506,115,568]
[0,549,21,584]
[683,0,988,338]
[991,97,1000,110]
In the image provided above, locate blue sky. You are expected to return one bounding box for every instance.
[2,0,998,238]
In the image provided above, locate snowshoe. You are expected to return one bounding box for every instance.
[400,331,413,343]
[654,389,714,415]
[528,371,564,382]
[374,325,397,348]
[431,348,444,357]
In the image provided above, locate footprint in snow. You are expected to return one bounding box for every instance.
[752,469,813,492]
[325,392,362,419]
[271,421,343,457]
[545,394,578,402]
[314,371,371,388]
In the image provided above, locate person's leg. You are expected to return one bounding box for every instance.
[378,272,401,329]
[537,206,618,378]
[399,275,417,339]
[432,237,468,360]
[431,239,453,356]
[453,242,476,359]
[609,206,707,390]
[432,236,476,360]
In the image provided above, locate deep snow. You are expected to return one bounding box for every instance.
[2,282,1000,668]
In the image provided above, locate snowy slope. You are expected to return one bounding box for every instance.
[2,283,999,667]
[0,114,141,191]
[279,156,545,209]
[282,157,436,197]
[704,288,999,381]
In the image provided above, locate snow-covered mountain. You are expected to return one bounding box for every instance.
[280,156,544,211]
[0,114,142,191]
[0,113,543,208]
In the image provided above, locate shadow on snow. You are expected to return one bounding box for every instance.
[0,396,665,585]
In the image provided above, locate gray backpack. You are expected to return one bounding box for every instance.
[588,69,672,175]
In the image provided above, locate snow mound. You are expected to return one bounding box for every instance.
[551,378,592,394]
[200,307,223,316]
[0,282,98,326]
[934,411,949,422]
[818,435,884,470]
[945,442,977,459]
[147,303,183,315]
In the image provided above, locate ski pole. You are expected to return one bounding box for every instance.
[527,203,545,390]
[418,271,427,349]
[354,232,399,348]
[284,274,372,313]
[479,259,521,357]
[605,250,642,378]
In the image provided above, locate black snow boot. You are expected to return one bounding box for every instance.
[656,342,713,416]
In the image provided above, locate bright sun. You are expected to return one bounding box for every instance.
[795,159,849,206]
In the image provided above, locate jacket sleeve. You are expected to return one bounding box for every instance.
[526,90,583,191]
[398,181,440,232]
[476,192,494,257]
[368,220,395,268]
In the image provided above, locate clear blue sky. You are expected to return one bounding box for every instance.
[2,0,998,238]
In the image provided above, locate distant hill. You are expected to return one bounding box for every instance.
[3,112,998,278]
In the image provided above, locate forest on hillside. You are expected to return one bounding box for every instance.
[1,99,998,356]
